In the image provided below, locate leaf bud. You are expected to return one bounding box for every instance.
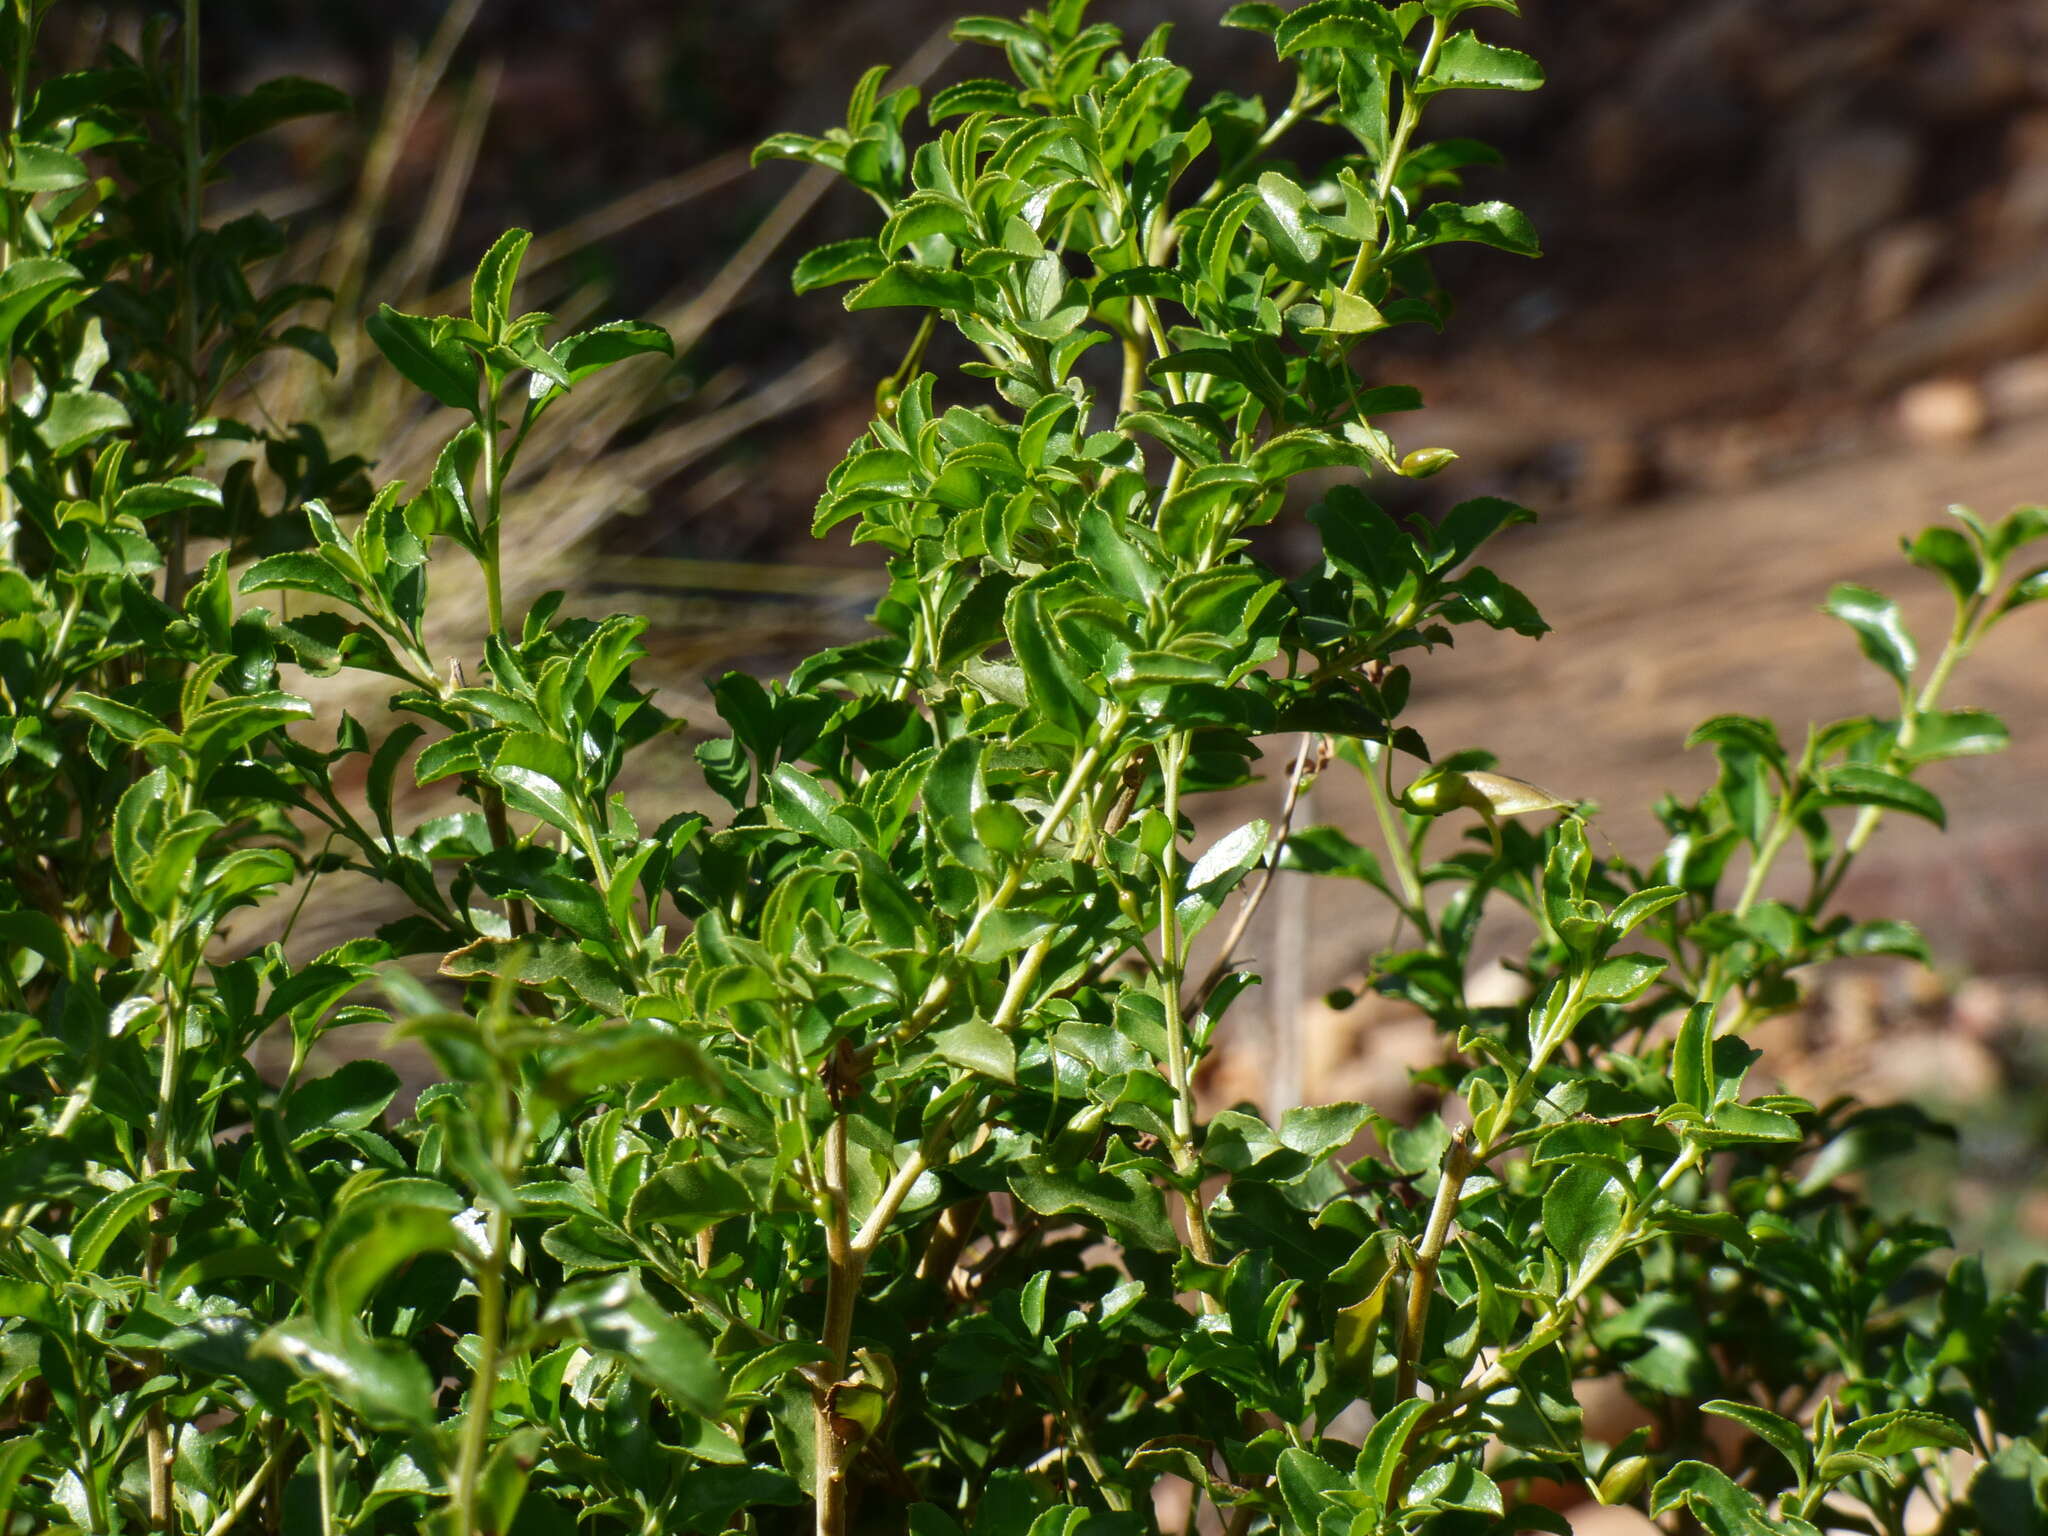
[1399,446,1458,478]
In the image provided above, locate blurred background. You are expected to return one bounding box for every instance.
[70,0,2048,1271]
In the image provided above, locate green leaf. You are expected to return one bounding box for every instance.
[115,477,224,518]
[0,1436,43,1520]
[36,388,131,456]
[0,257,78,353]
[1998,563,2048,617]
[1277,1101,1371,1163]
[1423,0,1522,17]
[1902,708,2007,764]
[932,1017,1017,1082]
[69,1176,176,1272]
[313,1180,464,1325]
[960,908,1055,962]
[1903,525,1983,605]
[1274,1,1404,61]
[285,1059,402,1143]
[1703,1400,1811,1483]
[1009,1163,1174,1251]
[1844,1409,1972,1460]
[208,75,350,151]
[1248,171,1325,282]
[441,937,628,1015]
[1355,1398,1433,1515]
[1175,818,1269,939]
[1672,1002,1713,1112]
[1006,576,1095,737]
[1651,1460,1820,1536]
[1694,1104,1802,1146]
[239,551,360,607]
[1825,583,1916,688]
[928,78,1023,121]
[367,305,479,411]
[1811,765,1945,828]
[1963,1440,2048,1536]
[67,691,170,744]
[925,736,994,875]
[2,143,86,191]
[544,1274,724,1416]
[1276,1447,1347,1530]
[1221,3,1285,32]
[488,731,584,836]
[1543,1163,1627,1277]
[539,1024,719,1105]
[1686,713,1787,767]
[1582,952,1666,1006]
[1409,1462,1505,1515]
[1413,200,1541,257]
[1837,919,1931,962]
[951,17,1043,50]
[1024,1509,1087,1536]
[752,130,836,168]
[627,1159,754,1235]
[1277,824,1386,887]
[845,262,981,313]
[280,323,339,372]
[534,321,674,400]
[256,1319,437,1429]
[1609,885,1683,941]
[1427,32,1544,91]
[792,238,887,294]
[1429,495,1535,572]
[471,227,532,336]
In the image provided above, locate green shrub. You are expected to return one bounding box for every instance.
[2,2,2045,1534]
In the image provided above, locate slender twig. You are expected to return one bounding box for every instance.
[813,1095,857,1536]
[1050,1366,1131,1512]
[1343,16,1445,297]
[315,1401,336,1536]
[1808,596,1987,913]
[451,1201,512,1528]
[1190,733,1318,1015]
[1388,1140,1702,1503]
[1396,1129,1472,1400]
[1158,736,1219,1274]
[198,1436,288,1536]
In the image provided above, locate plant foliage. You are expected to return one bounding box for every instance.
[3,2,2046,1534]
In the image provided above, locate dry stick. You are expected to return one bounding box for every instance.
[1189,733,1318,1016]
[1265,809,1308,1117]
[915,1195,986,1289]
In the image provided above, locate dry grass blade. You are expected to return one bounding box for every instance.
[380,58,499,308]
[322,0,483,327]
